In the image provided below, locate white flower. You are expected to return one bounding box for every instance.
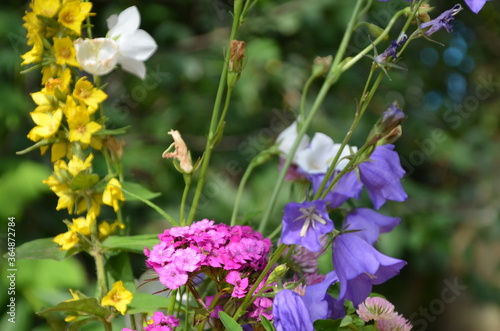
[106,6,158,79]
[276,121,310,163]
[295,132,358,174]
[74,38,119,76]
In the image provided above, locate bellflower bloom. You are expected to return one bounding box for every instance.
[107,6,158,79]
[345,208,401,245]
[302,271,345,321]
[332,233,406,307]
[309,171,363,208]
[420,4,463,36]
[281,199,334,252]
[358,144,407,210]
[375,34,408,66]
[464,0,488,13]
[74,38,119,76]
[273,289,314,331]
[276,121,310,163]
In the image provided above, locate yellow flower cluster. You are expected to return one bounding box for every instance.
[21,0,126,251]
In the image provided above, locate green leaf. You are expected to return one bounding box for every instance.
[260,315,276,331]
[127,293,170,314]
[37,298,111,320]
[68,317,100,331]
[218,311,244,331]
[313,319,342,331]
[13,238,77,260]
[105,252,135,291]
[121,182,161,201]
[101,234,159,254]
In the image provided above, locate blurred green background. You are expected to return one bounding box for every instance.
[1,0,499,330]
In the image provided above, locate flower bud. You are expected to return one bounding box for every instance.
[74,38,119,76]
[366,102,405,145]
[311,55,333,77]
[227,40,246,88]
[162,130,193,173]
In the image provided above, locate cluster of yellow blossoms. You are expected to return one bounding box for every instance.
[22,0,125,251]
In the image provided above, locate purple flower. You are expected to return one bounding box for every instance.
[375,34,408,65]
[345,208,401,245]
[464,0,488,13]
[332,233,406,307]
[273,289,315,331]
[420,4,463,36]
[302,271,345,321]
[358,144,407,210]
[281,200,334,252]
[309,171,363,208]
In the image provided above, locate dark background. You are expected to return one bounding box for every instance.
[0,0,499,330]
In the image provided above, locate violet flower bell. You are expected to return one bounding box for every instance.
[464,0,488,13]
[332,233,406,307]
[309,171,363,208]
[302,271,345,321]
[273,289,315,331]
[345,208,401,245]
[420,4,463,36]
[281,199,334,252]
[358,144,407,210]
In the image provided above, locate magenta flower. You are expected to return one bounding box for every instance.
[420,4,463,36]
[332,233,406,307]
[358,144,407,210]
[144,311,180,331]
[281,200,334,252]
[345,208,401,245]
[226,271,249,298]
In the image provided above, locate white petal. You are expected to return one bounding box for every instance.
[74,38,119,76]
[276,121,309,161]
[296,132,335,174]
[332,143,357,171]
[118,29,157,61]
[117,55,146,79]
[106,14,118,30]
[108,6,140,39]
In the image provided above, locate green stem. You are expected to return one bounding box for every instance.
[230,158,256,226]
[187,0,243,225]
[258,0,366,233]
[180,174,192,226]
[168,289,177,315]
[93,245,108,298]
[233,244,288,320]
[299,74,316,120]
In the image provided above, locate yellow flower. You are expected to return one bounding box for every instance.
[76,192,102,220]
[101,281,133,315]
[31,91,58,113]
[42,69,72,95]
[64,97,102,145]
[53,229,79,250]
[54,36,80,67]
[99,220,125,241]
[21,34,44,65]
[43,159,77,214]
[27,109,63,142]
[73,77,107,112]
[70,215,95,236]
[67,153,93,177]
[102,178,125,212]
[51,140,72,162]
[32,0,60,18]
[58,0,92,35]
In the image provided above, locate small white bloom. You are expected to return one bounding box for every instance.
[74,38,119,76]
[276,121,310,163]
[106,6,158,79]
[295,133,358,174]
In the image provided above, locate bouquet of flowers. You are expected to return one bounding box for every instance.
[16,0,489,330]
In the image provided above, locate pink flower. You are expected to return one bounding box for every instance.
[226,271,249,298]
[377,314,412,331]
[356,297,396,322]
[172,247,203,272]
[157,264,188,290]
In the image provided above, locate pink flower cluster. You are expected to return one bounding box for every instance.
[122,312,179,331]
[144,219,272,290]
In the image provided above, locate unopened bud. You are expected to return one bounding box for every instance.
[162,130,193,173]
[267,264,288,285]
[227,40,246,88]
[312,55,333,77]
[104,136,125,162]
[366,23,388,41]
[366,101,405,145]
[378,125,403,145]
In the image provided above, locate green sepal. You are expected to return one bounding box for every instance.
[70,172,99,191]
[10,237,78,260]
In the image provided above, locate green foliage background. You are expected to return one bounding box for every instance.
[0,0,499,330]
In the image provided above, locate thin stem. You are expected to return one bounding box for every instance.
[230,159,256,226]
[168,289,177,315]
[299,75,316,120]
[187,0,243,225]
[180,174,192,226]
[258,0,366,233]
